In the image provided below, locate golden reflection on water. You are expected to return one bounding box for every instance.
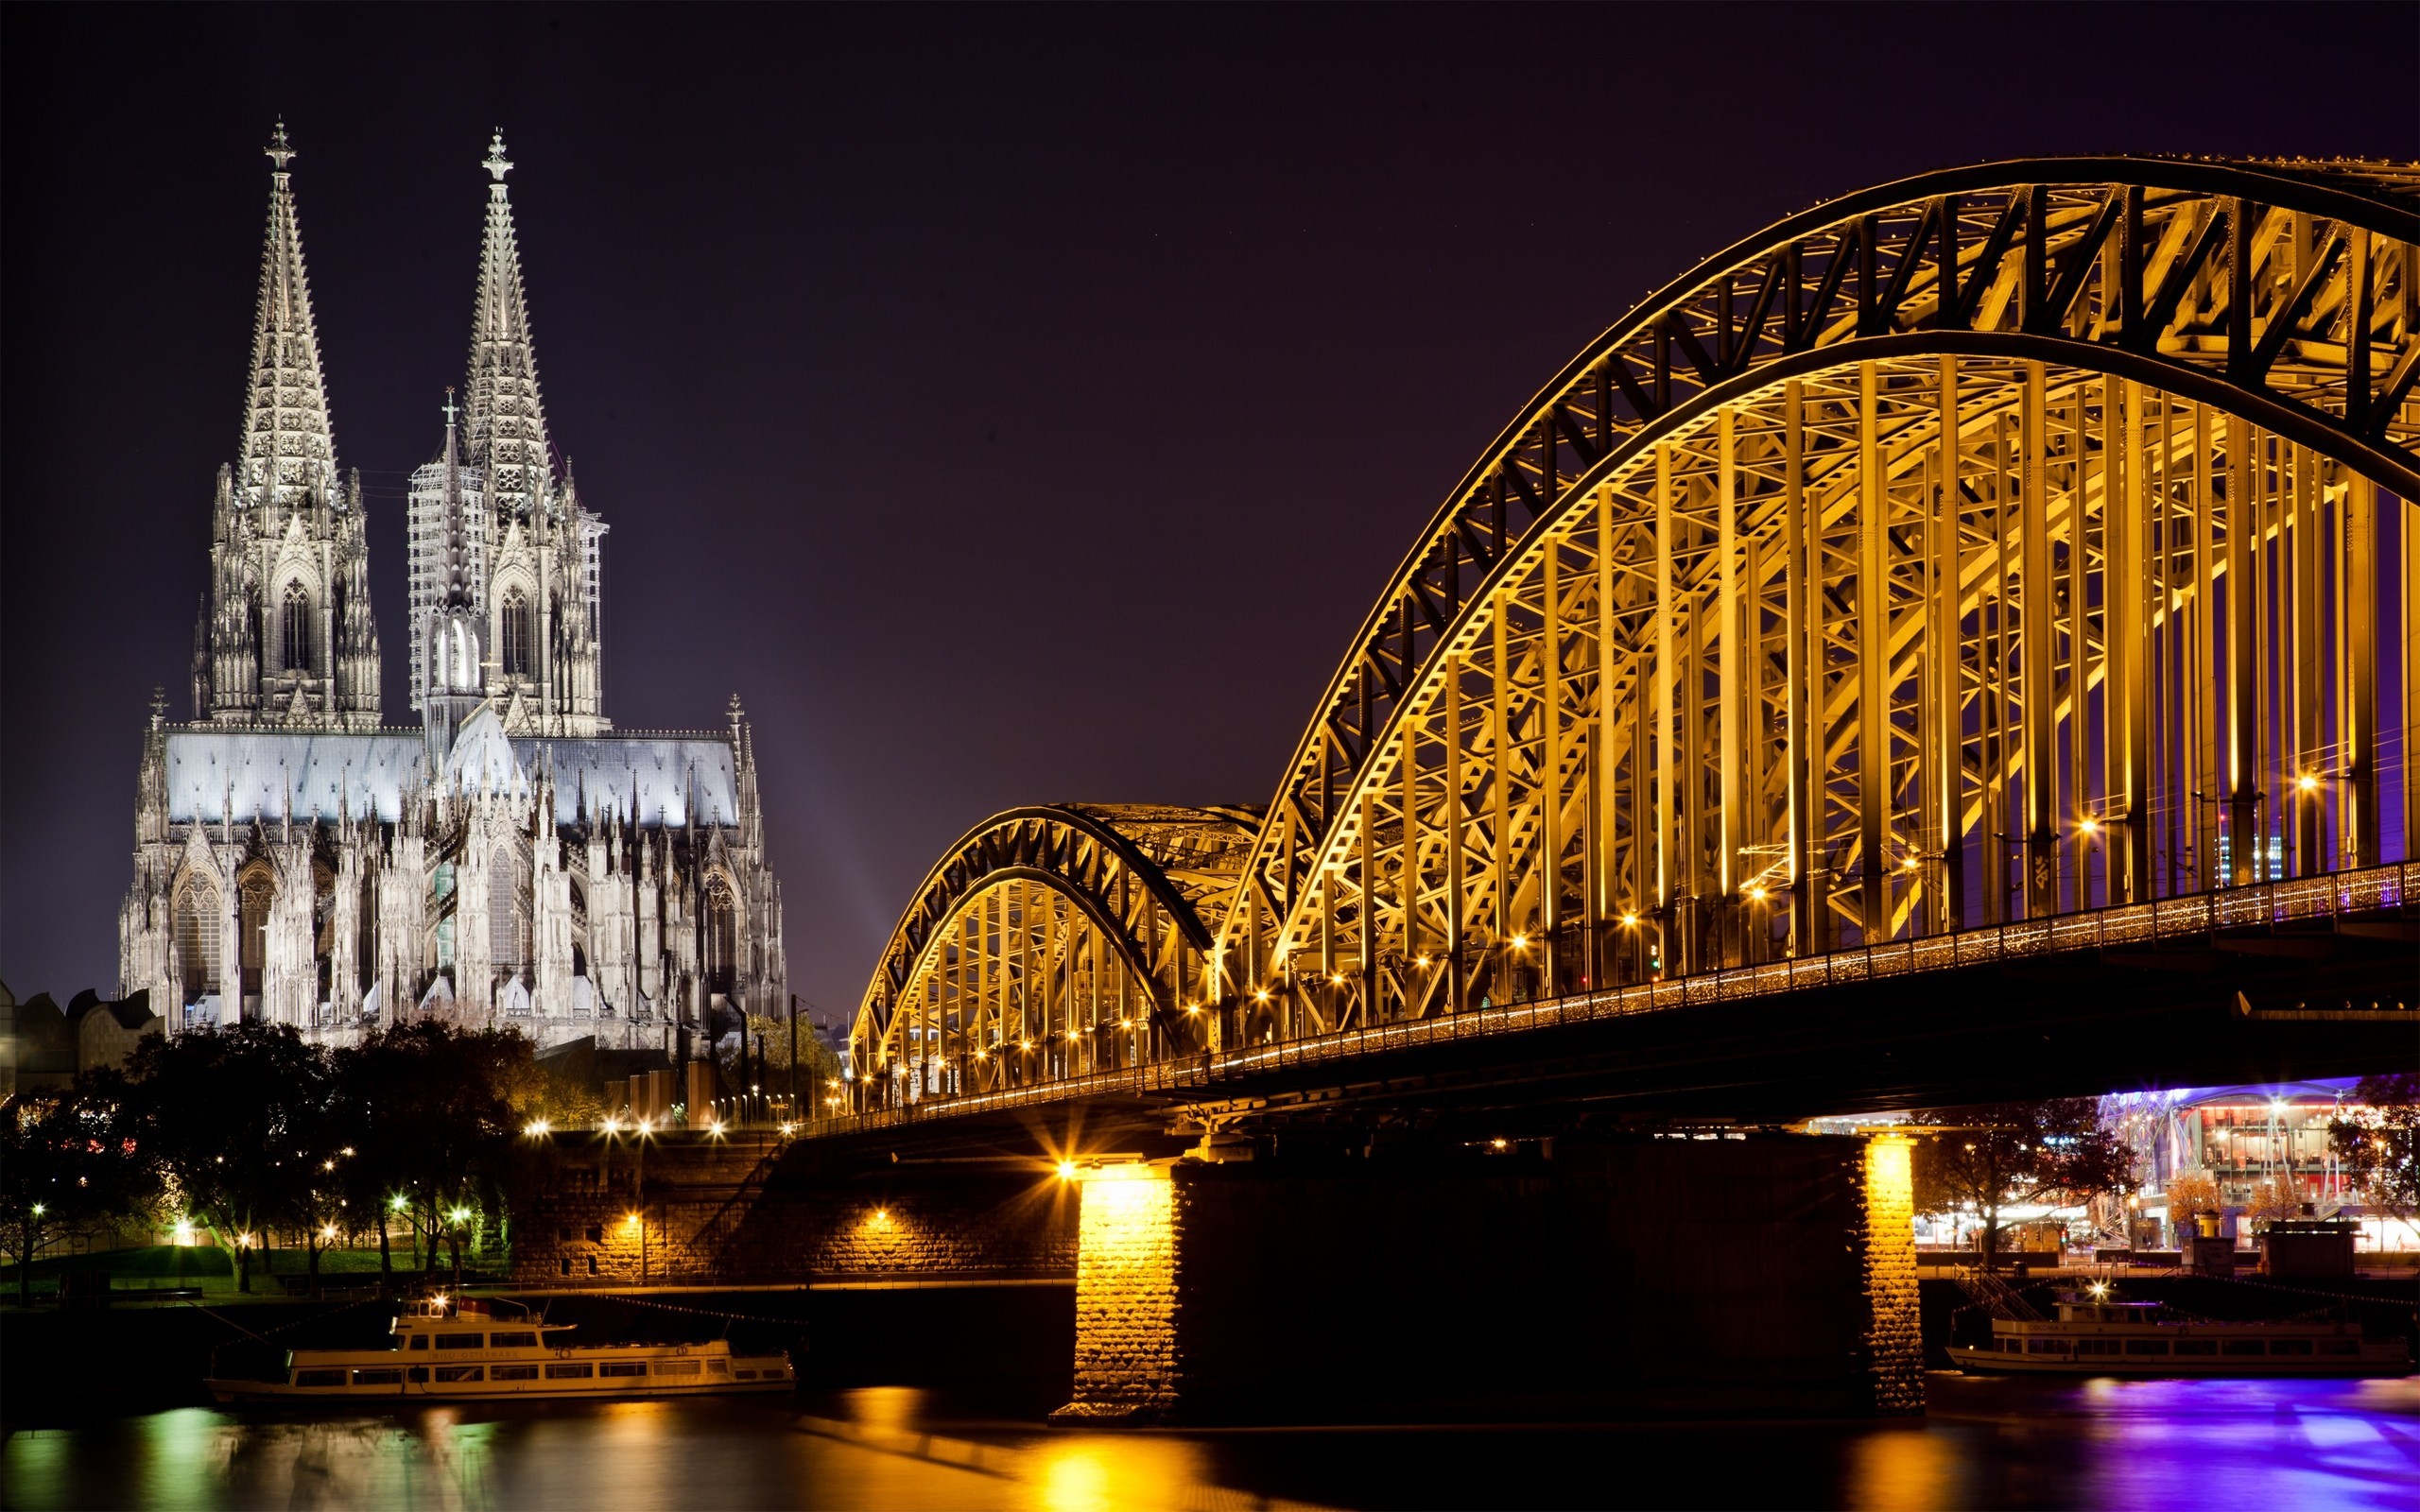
[1842,1422,1954,1512]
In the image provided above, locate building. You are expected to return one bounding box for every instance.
[2106,1082,2416,1252]
[117,128,786,1056]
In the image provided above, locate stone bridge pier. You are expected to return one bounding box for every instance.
[515,1128,1921,1420]
[1055,1131,1921,1422]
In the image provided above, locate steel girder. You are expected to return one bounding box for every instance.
[847,157,2420,1113]
[1213,157,2420,1032]
[851,805,1256,1103]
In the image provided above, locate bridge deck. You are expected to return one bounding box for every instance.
[817,863,2415,1139]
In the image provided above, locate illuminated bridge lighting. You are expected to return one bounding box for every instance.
[837,158,2420,1125]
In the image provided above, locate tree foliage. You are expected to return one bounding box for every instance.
[1908,1098,2133,1268]
[0,1081,155,1302]
[2331,1072,2419,1218]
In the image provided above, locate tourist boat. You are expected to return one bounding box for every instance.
[204,1295,797,1402]
[1946,1287,2410,1377]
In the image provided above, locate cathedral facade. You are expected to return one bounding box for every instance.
[117,128,786,1053]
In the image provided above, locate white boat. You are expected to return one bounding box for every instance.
[205,1295,797,1403]
[1946,1287,2410,1377]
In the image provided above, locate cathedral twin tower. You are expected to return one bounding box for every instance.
[121,127,786,1053]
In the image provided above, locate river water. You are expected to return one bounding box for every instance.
[5,1375,2416,1510]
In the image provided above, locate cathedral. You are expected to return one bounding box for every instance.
[116,127,787,1053]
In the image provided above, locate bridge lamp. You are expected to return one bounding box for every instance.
[706,1121,727,1139]
[2076,817,2099,836]
[974,1047,989,1060]
[1744,886,1767,903]
[1184,1005,1200,1015]
[1057,1160,1079,1182]
[623,1211,642,1233]
[1331,973,1345,986]
[1021,1039,1035,1050]
[2297,773,2321,794]
[1510,935,1529,951]
[1253,988,1271,1004]
[1416,954,1432,968]
[1901,855,1921,871]
[1619,915,1638,929]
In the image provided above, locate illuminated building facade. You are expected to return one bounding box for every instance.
[117,128,786,1051]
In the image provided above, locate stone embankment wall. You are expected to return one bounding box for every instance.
[511,1136,1076,1287]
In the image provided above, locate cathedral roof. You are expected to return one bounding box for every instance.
[162,729,741,830]
[463,131,554,521]
[235,123,338,508]
[445,704,523,793]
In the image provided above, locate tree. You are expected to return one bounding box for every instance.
[733,1012,843,1122]
[0,1081,160,1303]
[330,1022,520,1285]
[2331,1072,2419,1219]
[124,1022,332,1293]
[1910,1099,2133,1270]
[2164,1169,2223,1241]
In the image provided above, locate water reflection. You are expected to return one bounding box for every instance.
[4,1376,2414,1511]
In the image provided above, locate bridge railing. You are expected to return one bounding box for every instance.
[815,862,2414,1138]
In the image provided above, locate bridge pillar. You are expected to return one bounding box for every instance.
[1857,1133,1924,1415]
[1051,1161,1180,1420]
[1052,1134,1926,1423]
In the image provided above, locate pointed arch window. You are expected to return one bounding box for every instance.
[239,869,275,998]
[704,875,738,996]
[500,591,532,679]
[281,581,312,674]
[490,846,528,975]
[175,879,223,1003]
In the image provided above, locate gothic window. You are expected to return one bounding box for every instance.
[490,846,528,975]
[175,879,222,1003]
[239,869,275,997]
[703,876,738,996]
[500,591,532,678]
[281,581,312,674]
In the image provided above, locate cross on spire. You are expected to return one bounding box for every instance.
[483,130,513,184]
[266,121,296,173]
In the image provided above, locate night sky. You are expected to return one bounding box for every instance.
[6,4,2414,1033]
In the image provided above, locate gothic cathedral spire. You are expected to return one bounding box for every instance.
[238,121,338,513]
[195,124,382,730]
[464,131,553,525]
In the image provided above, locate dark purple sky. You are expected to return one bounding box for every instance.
[6,4,2414,1031]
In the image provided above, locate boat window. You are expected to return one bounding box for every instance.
[2173,1340,2219,1355]
[2320,1339,2361,1355]
[735,1369,757,1380]
[490,1332,538,1349]
[544,1363,596,1380]
[407,1367,429,1383]
[599,1362,648,1378]
[2076,1340,2123,1355]
[492,1365,540,1381]
[2271,1339,2313,1355]
[408,1335,430,1350]
[294,1370,346,1386]
[2124,1340,2169,1355]
[2027,1340,2067,1354]
[435,1366,485,1383]
[435,1334,485,1351]
[655,1359,702,1376]
[2222,1340,2267,1355]
[709,1359,730,1373]
[353,1369,404,1385]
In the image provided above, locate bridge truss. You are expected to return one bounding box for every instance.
[850,158,2420,1111]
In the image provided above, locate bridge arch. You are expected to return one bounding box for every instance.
[852,804,1257,1102]
[1207,157,2420,1040]
[848,157,2418,1107]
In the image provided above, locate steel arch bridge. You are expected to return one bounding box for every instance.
[847,156,2420,1117]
